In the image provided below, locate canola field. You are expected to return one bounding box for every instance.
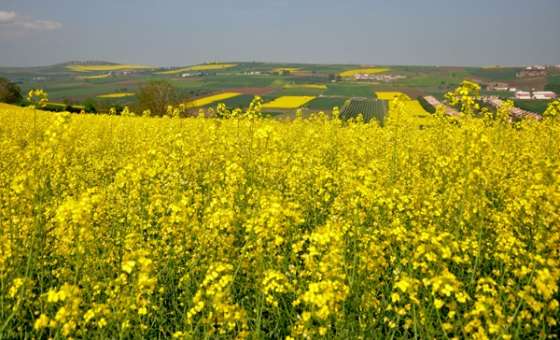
[376,91,411,100]
[186,92,241,108]
[97,92,135,99]
[66,64,152,72]
[272,67,301,73]
[0,101,559,339]
[339,67,389,77]
[158,64,238,75]
[78,74,111,80]
[262,96,315,109]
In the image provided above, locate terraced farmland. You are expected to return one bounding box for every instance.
[341,98,388,124]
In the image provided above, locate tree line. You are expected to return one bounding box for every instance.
[0,77,193,117]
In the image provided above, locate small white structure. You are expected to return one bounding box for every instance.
[515,91,531,100]
[509,88,517,92]
[532,91,557,100]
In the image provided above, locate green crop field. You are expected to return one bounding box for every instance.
[305,97,347,111]
[217,94,256,109]
[341,98,387,124]
[276,87,325,97]
[514,99,552,114]
[466,67,519,81]
[324,84,374,97]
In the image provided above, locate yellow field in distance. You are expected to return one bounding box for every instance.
[67,64,152,72]
[262,96,315,109]
[97,92,135,99]
[339,67,389,77]
[79,74,111,80]
[376,91,410,100]
[158,63,238,75]
[284,84,327,90]
[272,67,301,73]
[186,92,241,108]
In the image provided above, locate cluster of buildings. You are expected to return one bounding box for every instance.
[353,73,406,82]
[108,71,133,76]
[485,82,557,100]
[516,65,547,78]
[180,72,205,78]
[486,82,516,92]
[514,91,557,100]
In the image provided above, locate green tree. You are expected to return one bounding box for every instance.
[136,80,179,116]
[0,77,23,104]
[83,99,98,113]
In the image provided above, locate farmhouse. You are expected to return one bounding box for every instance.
[515,91,531,100]
[532,91,557,100]
[486,82,509,91]
[181,72,204,78]
[516,65,546,78]
[353,73,406,82]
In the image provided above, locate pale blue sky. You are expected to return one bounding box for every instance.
[1,0,559,67]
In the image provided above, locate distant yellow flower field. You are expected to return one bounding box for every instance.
[97,92,135,99]
[46,102,85,109]
[79,73,111,80]
[272,67,301,73]
[67,64,151,72]
[284,84,327,90]
[262,96,315,109]
[158,63,237,74]
[186,92,241,108]
[339,67,389,77]
[376,91,410,100]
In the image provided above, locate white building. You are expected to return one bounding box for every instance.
[532,91,557,100]
[526,65,546,71]
[515,91,531,100]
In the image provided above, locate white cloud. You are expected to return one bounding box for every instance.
[20,19,62,30]
[0,10,62,31]
[0,10,17,23]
